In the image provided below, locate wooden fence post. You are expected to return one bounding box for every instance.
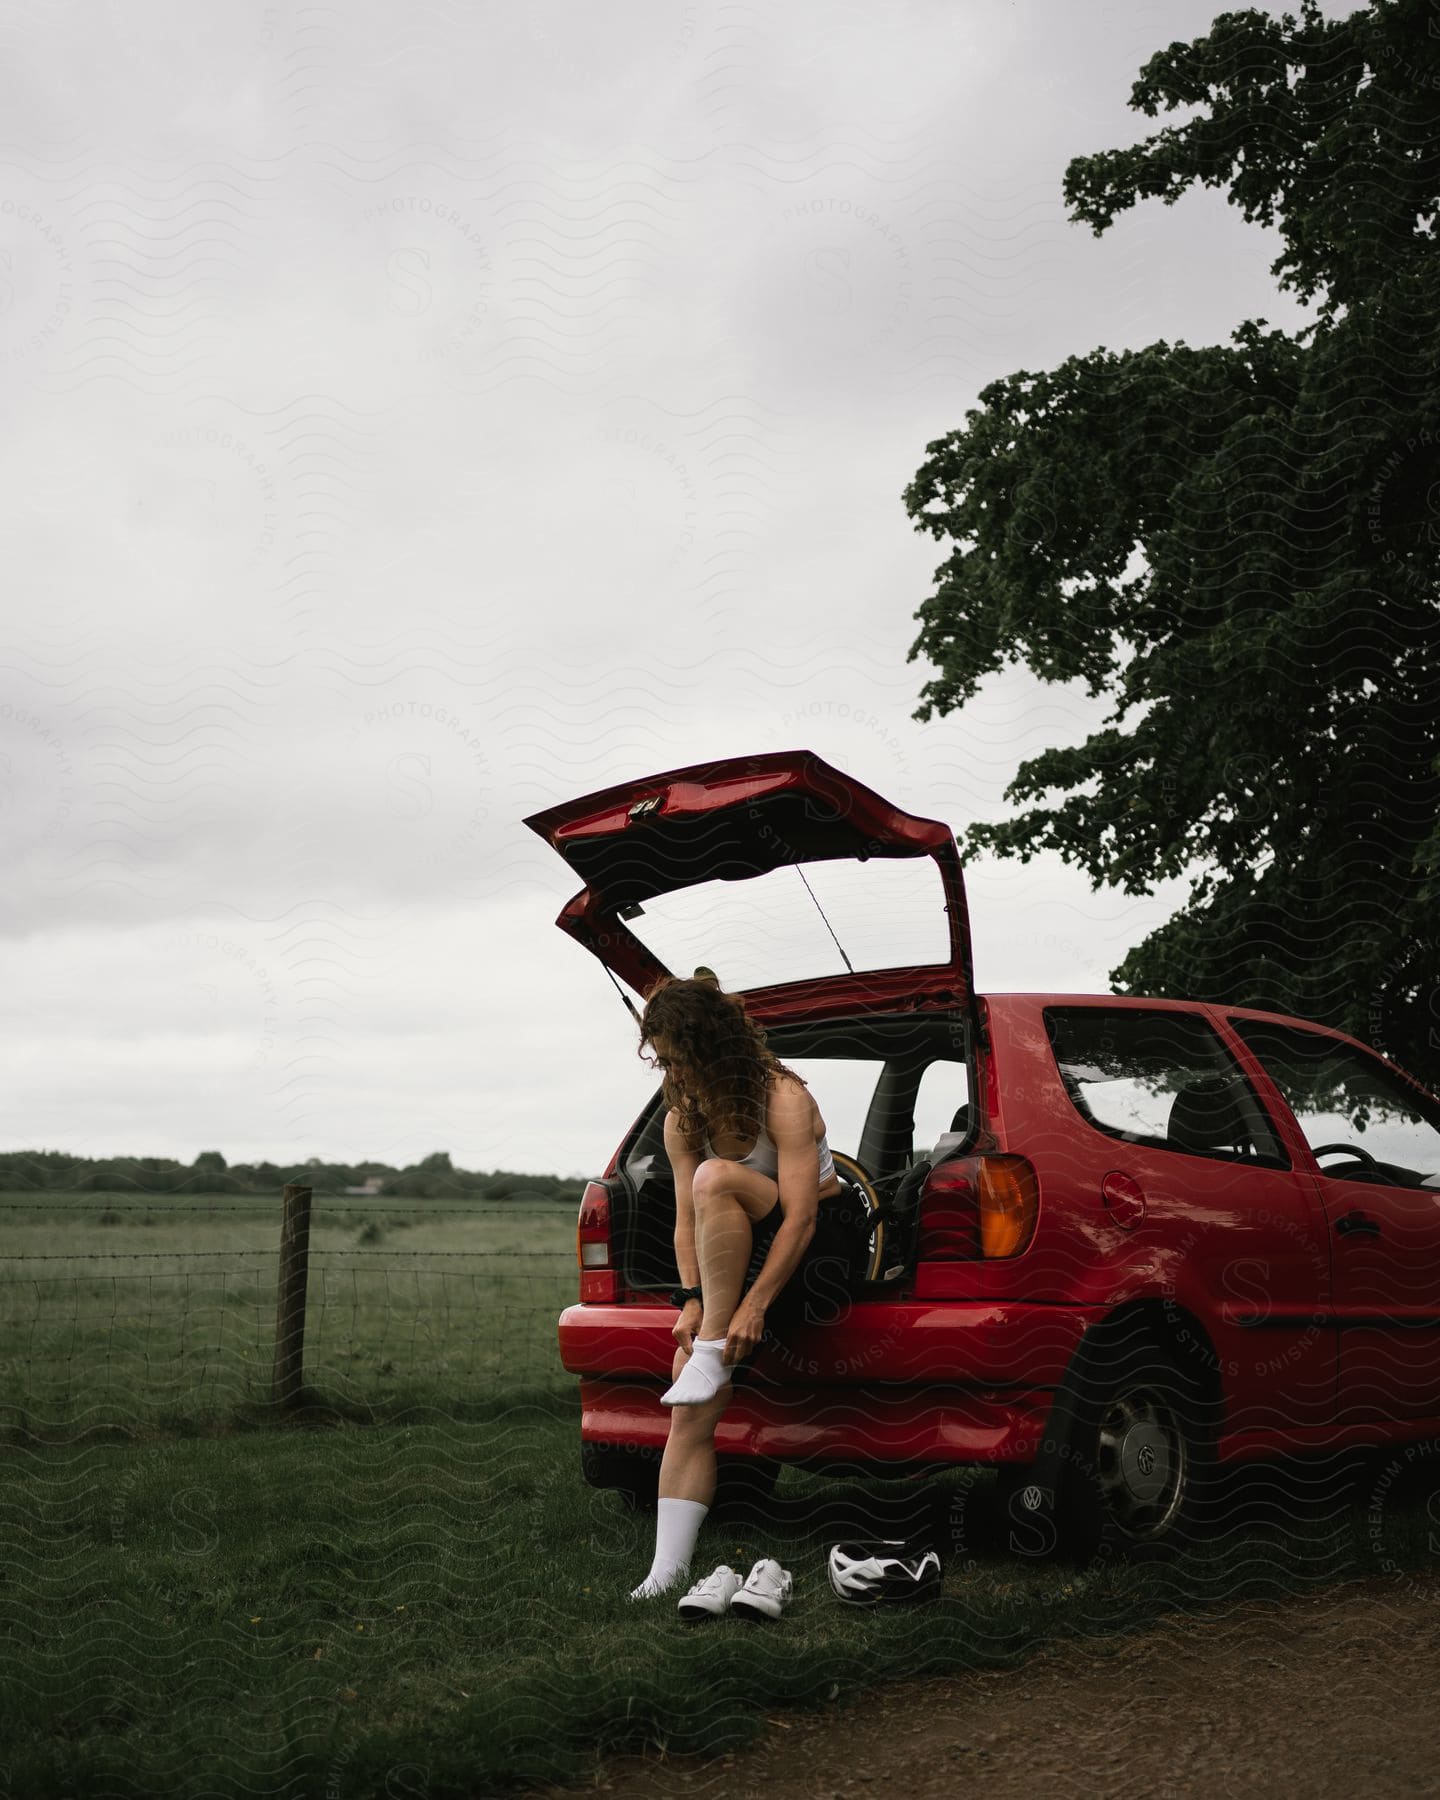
[272,1183,313,1407]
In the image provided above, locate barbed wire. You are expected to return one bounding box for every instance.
[0,1190,588,1425]
[0,1202,580,1215]
[0,1275,580,1413]
[0,1247,572,1264]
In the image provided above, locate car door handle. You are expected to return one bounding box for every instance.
[1335,1211,1381,1239]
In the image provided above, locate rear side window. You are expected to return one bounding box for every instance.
[1229,1018,1440,1190]
[1044,1007,1288,1168]
[911,1057,970,1162]
[779,1057,885,1156]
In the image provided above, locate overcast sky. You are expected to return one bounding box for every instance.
[3,1,1347,1179]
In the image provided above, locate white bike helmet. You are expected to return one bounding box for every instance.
[826,1538,943,1606]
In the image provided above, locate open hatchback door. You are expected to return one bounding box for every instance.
[521,748,974,1026]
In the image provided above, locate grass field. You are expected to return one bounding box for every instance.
[7,1411,1440,1799]
[0,1190,577,1434]
[5,1190,1440,1797]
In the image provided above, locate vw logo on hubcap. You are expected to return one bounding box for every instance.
[1119,1420,1171,1503]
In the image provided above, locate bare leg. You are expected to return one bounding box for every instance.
[629,1351,733,1596]
[692,1183,764,1341]
[658,1362,732,1502]
[660,1168,776,1408]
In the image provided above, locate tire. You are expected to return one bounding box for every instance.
[580,1443,779,1516]
[712,1455,780,1516]
[1055,1333,1219,1564]
[581,1441,659,1513]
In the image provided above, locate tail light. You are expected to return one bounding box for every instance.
[576,1180,617,1301]
[916,1154,1039,1261]
[915,1159,981,1260]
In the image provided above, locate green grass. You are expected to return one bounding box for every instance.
[4,1411,1440,1799]
[0,1190,576,1435]
[5,1190,1440,1796]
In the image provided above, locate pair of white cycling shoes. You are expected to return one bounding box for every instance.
[678,1558,793,1621]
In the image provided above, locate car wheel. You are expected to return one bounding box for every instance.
[1058,1334,1218,1564]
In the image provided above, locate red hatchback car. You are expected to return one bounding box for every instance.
[524,750,1440,1559]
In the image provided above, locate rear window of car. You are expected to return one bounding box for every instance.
[779,1056,890,1156]
[1043,1006,1289,1168]
[745,1053,970,1169]
[615,857,953,994]
[911,1057,970,1161]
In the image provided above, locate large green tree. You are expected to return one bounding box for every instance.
[905,0,1440,1082]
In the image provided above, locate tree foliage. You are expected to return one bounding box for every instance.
[904,0,1440,1081]
[0,1147,581,1201]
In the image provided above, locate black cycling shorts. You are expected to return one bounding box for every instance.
[738,1185,868,1333]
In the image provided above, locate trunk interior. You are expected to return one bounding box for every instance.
[608,1009,977,1297]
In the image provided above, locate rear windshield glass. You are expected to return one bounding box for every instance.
[618,856,952,993]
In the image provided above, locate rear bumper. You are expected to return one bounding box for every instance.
[558,1298,1103,1467]
[578,1375,1056,1464]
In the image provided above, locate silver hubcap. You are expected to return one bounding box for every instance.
[1096,1388,1185,1539]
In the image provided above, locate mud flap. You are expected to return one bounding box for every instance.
[1000,1322,1106,1559]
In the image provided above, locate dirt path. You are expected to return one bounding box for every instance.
[522,1574,1440,1799]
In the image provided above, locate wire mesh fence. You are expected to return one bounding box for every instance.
[0,1188,581,1436]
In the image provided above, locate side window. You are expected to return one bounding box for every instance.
[1230,1019,1440,1190]
[911,1058,970,1161]
[778,1058,885,1157]
[1044,1006,1288,1168]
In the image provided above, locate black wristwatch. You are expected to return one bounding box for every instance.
[669,1284,703,1308]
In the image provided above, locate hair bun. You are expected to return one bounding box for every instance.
[692,965,719,986]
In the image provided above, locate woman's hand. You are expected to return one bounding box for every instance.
[722,1296,766,1365]
[672,1296,703,1352]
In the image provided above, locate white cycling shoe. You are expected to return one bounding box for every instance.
[677,1564,745,1620]
[729,1557,793,1621]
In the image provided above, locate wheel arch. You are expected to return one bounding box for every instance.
[1026,1297,1227,1508]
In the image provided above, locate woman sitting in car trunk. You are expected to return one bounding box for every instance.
[628,969,851,1601]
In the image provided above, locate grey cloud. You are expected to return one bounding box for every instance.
[4,0,1346,1170]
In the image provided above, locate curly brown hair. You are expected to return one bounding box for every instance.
[637,971,807,1155]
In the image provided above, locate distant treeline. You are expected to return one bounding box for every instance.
[0,1148,582,1202]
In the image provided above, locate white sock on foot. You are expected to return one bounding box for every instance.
[660,1337,732,1407]
[628,1496,709,1600]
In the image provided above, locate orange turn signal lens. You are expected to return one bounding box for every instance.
[978,1156,1039,1258]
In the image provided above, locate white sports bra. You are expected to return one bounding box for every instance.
[700,1118,837,1184]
